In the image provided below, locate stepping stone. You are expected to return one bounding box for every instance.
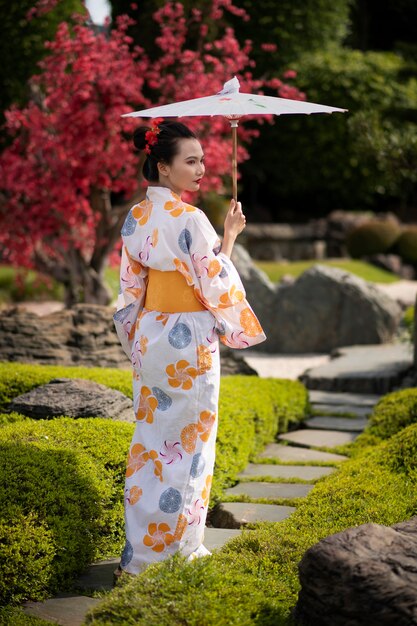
[278,429,357,448]
[211,502,296,528]
[312,403,372,417]
[22,593,102,626]
[226,481,314,499]
[258,443,347,463]
[74,557,119,592]
[238,463,335,480]
[74,529,241,592]
[309,390,381,407]
[204,527,242,551]
[305,416,367,432]
[301,344,413,394]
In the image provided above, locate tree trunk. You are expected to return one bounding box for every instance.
[33,185,146,308]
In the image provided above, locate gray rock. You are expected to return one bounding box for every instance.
[238,464,336,481]
[312,402,371,417]
[273,264,402,353]
[219,344,259,376]
[242,222,327,262]
[295,516,417,626]
[258,443,347,463]
[203,527,243,551]
[304,416,367,432]
[0,304,255,375]
[210,502,295,528]
[365,253,415,280]
[22,593,101,626]
[278,429,358,448]
[225,481,314,499]
[309,390,381,407]
[231,243,277,346]
[301,344,413,394]
[8,378,134,421]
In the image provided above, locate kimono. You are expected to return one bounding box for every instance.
[113,185,266,574]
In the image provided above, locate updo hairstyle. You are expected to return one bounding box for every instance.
[133,120,197,182]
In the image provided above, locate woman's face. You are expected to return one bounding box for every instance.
[157,138,205,195]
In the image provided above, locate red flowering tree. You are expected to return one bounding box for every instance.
[0,0,304,306]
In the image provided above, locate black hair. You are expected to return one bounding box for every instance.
[133,120,197,182]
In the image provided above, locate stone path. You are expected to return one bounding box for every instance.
[22,386,383,625]
[300,344,413,394]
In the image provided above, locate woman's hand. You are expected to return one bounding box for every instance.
[223,199,246,239]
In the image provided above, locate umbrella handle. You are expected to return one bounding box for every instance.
[230,119,239,203]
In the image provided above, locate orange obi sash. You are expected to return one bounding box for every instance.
[144,268,206,313]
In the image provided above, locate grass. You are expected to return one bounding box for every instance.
[255,258,400,284]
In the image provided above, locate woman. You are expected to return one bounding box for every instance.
[113,119,266,580]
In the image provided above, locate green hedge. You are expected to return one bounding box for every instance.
[362,387,417,441]
[0,363,308,606]
[397,226,417,264]
[84,421,417,626]
[346,219,401,258]
[403,306,415,344]
[0,418,130,605]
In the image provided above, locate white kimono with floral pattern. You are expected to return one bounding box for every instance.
[113,185,266,573]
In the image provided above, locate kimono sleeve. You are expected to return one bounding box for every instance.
[187,211,266,349]
[113,241,148,359]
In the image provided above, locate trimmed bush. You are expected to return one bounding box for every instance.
[403,305,415,344]
[346,219,401,258]
[84,423,417,625]
[0,428,123,603]
[0,507,56,606]
[365,387,417,441]
[397,226,417,264]
[0,363,308,605]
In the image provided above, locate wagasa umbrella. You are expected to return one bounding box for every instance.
[122,76,347,201]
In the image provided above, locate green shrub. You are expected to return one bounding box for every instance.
[0,507,56,606]
[397,226,417,264]
[364,387,417,441]
[0,423,129,605]
[0,412,30,426]
[346,219,401,258]
[84,424,417,626]
[403,305,415,345]
[0,364,308,606]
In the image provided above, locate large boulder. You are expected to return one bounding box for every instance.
[8,378,134,421]
[0,304,124,368]
[295,516,417,626]
[272,264,402,353]
[231,243,277,344]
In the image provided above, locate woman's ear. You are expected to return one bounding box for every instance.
[157,161,169,177]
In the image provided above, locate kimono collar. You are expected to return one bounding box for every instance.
[146,185,182,205]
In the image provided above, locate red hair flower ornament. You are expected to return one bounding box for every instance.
[144,118,164,155]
